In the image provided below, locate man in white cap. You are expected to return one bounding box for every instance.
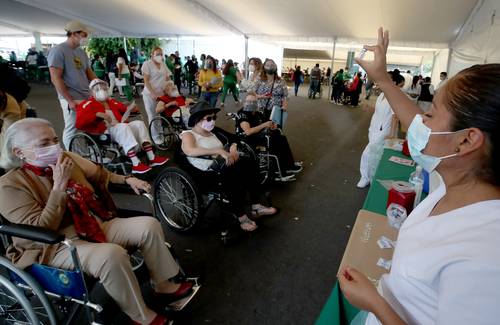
[48,20,97,149]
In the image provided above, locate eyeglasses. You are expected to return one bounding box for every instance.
[204,115,217,122]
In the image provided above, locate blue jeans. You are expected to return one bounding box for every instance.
[202,91,219,107]
[294,82,301,96]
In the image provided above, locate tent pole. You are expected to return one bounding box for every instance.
[328,37,336,100]
[123,37,127,55]
[33,32,42,51]
[244,35,249,79]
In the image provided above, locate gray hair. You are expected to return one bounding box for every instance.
[0,118,54,170]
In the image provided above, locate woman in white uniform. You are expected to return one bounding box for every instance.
[141,47,172,142]
[357,71,404,188]
[340,28,500,325]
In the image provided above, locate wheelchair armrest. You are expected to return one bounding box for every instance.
[0,223,64,244]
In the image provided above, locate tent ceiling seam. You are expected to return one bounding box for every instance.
[183,0,245,36]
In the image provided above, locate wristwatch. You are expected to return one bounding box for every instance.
[123,175,133,185]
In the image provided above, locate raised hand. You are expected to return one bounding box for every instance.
[50,154,74,192]
[355,27,391,85]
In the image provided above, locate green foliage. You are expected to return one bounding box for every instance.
[87,37,161,57]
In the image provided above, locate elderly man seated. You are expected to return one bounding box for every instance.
[156,80,193,127]
[237,94,302,175]
[0,118,194,325]
[75,79,168,174]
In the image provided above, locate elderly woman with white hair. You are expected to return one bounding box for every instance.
[0,118,194,325]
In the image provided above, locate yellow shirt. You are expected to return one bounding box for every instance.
[198,69,223,92]
[0,93,26,149]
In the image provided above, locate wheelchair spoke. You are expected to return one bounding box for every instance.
[155,169,200,230]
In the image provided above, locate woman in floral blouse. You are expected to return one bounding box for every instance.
[252,59,289,119]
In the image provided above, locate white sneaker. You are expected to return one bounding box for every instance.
[357,178,370,188]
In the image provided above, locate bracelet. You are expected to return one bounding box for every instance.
[123,175,133,185]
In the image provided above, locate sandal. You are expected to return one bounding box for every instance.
[251,204,278,218]
[238,214,258,231]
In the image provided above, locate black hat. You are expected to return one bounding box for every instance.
[188,100,220,127]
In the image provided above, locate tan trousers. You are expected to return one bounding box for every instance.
[50,216,179,322]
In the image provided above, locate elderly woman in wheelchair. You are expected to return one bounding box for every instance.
[236,94,302,181]
[0,118,194,325]
[180,101,277,231]
[149,80,193,150]
[75,79,168,174]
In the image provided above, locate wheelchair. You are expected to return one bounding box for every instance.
[152,128,259,238]
[227,112,297,185]
[69,113,150,175]
[69,132,131,175]
[149,105,189,151]
[0,186,200,325]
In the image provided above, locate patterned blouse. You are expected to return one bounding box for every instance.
[252,77,289,111]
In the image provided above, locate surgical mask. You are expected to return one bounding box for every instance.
[153,55,163,63]
[95,89,109,102]
[206,62,213,69]
[264,64,277,74]
[406,114,460,172]
[200,119,216,132]
[24,144,63,167]
[248,64,255,72]
[79,36,89,47]
[169,90,180,97]
[243,102,257,112]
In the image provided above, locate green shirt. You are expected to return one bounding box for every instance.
[165,57,174,74]
[223,67,238,84]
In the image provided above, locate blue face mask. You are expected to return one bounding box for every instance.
[407,114,461,172]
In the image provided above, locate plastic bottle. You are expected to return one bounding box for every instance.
[409,165,424,209]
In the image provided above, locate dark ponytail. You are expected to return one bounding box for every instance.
[443,64,500,186]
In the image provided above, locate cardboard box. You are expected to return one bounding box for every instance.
[338,210,399,284]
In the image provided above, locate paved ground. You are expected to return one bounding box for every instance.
[26,81,376,325]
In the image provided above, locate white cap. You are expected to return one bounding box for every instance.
[89,79,107,89]
[64,20,94,34]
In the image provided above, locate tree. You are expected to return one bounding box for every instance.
[87,37,161,58]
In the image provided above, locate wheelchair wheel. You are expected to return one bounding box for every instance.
[154,167,202,232]
[0,274,41,324]
[69,133,102,163]
[149,116,177,151]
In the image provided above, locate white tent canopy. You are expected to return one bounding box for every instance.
[1,0,477,41]
[3,0,499,77]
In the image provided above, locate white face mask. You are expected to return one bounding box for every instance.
[79,36,89,47]
[153,55,163,63]
[23,144,63,167]
[95,89,109,102]
[248,64,255,72]
[406,114,461,172]
[169,90,180,97]
[200,119,216,132]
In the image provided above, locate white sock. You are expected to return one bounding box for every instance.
[127,151,141,166]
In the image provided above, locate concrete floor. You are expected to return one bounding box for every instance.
[26,82,375,325]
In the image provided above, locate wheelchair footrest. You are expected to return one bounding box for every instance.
[166,282,201,311]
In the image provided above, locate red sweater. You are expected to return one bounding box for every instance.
[158,95,186,117]
[75,98,128,134]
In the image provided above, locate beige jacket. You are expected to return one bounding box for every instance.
[0,152,125,269]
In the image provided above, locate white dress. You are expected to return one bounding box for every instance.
[359,94,394,181]
[366,179,500,325]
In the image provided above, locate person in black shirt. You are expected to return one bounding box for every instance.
[238,94,302,175]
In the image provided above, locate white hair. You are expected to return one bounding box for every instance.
[0,118,54,170]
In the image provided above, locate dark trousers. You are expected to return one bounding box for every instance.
[188,158,260,217]
[247,131,295,171]
[294,81,301,96]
